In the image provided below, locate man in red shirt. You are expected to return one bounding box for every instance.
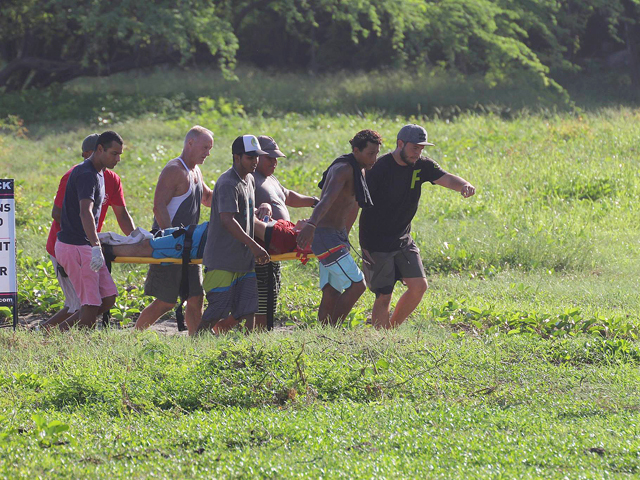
[42,134,135,330]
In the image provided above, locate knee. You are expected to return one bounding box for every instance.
[375,292,393,306]
[408,278,428,297]
[101,295,116,310]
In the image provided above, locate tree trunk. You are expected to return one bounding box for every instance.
[625,22,640,87]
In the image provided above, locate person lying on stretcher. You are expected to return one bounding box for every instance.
[104,204,313,261]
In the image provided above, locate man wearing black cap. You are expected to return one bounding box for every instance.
[250,135,319,330]
[359,124,475,329]
[197,135,271,334]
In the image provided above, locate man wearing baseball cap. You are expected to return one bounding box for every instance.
[197,135,270,334]
[250,135,319,330]
[359,124,475,329]
[41,133,135,331]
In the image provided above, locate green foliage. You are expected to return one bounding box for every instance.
[0,0,237,90]
[6,0,640,94]
[432,298,640,341]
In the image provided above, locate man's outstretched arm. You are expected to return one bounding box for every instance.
[434,173,475,198]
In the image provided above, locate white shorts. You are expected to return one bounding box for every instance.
[50,255,81,313]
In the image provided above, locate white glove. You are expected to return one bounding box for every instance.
[90,245,105,272]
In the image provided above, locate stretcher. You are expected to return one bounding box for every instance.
[112,252,316,330]
[112,251,309,264]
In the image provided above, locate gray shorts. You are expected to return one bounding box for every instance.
[143,264,204,304]
[362,241,425,295]
[50,255,81,313]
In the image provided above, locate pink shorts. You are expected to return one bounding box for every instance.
[54,241,118,307]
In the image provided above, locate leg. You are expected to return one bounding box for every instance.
[318,285,341,325]
[371,293,393,329]
[251,315,268,331]
[329,280,366,326]
[45,309,79,333]
[43,256,82,330]
[41,307,72,330]
[213,315,242,334]
[80,295,116,329]
[388,277,428,328]
[110,240,153,257]
[184,294,204,335]
[78,305,100,328]
[135,299,175,330]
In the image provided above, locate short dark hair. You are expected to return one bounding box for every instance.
[96,131,123,151]
[349,129,382,151]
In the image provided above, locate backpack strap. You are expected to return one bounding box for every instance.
[174,224,197,332]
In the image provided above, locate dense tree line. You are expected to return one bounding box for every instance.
[0,0,639,92]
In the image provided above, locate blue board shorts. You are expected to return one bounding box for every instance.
[149,223,208,259]
[311,227,364,292]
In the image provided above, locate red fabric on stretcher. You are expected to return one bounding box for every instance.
[257,220,314,259]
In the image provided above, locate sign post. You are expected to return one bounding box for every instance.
[0,180,17,329]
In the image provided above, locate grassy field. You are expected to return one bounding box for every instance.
[1,68,640,477]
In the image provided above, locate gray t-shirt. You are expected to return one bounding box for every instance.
[203,167,255,272]
[253,172,290,222]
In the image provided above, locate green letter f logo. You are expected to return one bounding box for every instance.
[411,170,420,189]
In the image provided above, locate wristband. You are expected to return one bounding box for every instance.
[306,221,317,229]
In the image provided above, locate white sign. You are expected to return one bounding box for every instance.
[0,179,16,320]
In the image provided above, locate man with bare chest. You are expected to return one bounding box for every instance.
[297,130,382,325]
[136,125,214,334]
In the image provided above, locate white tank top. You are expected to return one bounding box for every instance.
[166,158,194,222]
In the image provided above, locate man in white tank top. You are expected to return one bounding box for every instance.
[135,126,214,334]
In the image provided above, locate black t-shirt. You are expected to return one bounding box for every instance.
[58,159,105,246]
[359,153,446,252]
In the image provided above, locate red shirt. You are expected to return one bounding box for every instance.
[46,166,126,257]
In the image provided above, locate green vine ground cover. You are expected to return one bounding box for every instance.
[1,69,640,477]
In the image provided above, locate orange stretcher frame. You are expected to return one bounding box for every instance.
[112,252,313,264]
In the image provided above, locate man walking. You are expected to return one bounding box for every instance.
[198,135,270,334]
[359,124,475,329]
[251,135,319,330]
[43,134,135,331]
[53,131,125,330]
[136,126,213,334]
[297,129,382,326]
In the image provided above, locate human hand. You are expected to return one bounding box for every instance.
[256,203,272,221]
[90,245,105,272]
[293,219,308,232]
[251,244,270,265]
[296,221,316,249]
[461,184,475,198]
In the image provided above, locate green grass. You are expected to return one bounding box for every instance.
[1,327,640,477]
[2,68,640,477]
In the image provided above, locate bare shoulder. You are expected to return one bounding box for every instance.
[159,159,187,183]
[327,162,353,182]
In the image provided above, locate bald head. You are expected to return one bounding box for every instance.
[182,125,214,166]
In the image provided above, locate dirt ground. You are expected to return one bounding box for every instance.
[2,310,291,335]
